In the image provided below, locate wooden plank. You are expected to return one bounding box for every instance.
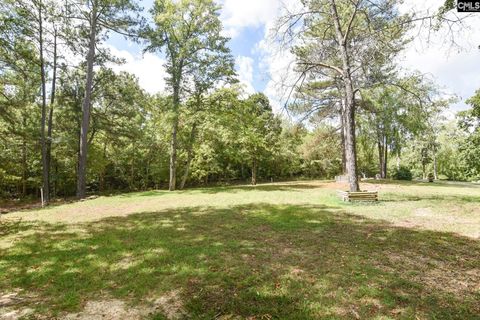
[346,196,377,198]
[348,195,377,198]
[348,196,377,199]
[337,190,378,202]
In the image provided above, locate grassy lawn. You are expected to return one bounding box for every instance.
[1,180,479,319]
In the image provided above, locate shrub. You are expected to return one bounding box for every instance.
[393,166,413,181]
[427,172,435,182]
[437,174,449,181]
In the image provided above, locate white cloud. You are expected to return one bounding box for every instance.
[106,45,167,95]
[399,0,480,111]
[236,55,256,94]
[219,0,280,37]
[257,38,297,114]
[255,0,480,114]
[253,0,303,113]
[401,39,480,110]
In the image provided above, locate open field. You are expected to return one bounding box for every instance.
[1,180,479,319]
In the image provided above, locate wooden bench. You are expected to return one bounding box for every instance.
[338,190,378,202]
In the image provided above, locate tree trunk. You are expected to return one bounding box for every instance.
[433,151,438,180]
[396,150,401,170]
[169,110,178,189]
[340,106,347,174]
[100,140,107,192]
[39,1,49,203]
[180,122,197,190]
[145,161,150,190]
[22,114,27,197]
[377,139,384,178]
[46,27,57,200]
[377,134,387,179]
[77,6,97,199]
[377,130,388,179]
[383,135,388,178]
[53,161,58,198]
[169,85,180,191]
[251,158,257,185]
[344,103,359,191]
[330,0,359,192]
[130,142,135,190]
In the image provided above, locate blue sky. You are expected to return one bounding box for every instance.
[107,0,480,113]
[107,0,274,96]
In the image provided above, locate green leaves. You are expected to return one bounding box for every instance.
[147,0,234,93]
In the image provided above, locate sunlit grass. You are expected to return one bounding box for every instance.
[1,180,479,318]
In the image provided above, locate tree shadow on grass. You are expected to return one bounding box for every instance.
[116,182,327,198]
[191,183,326,194]
[0,204,479,319]
[380,194,480,203]
[368,179,480,189]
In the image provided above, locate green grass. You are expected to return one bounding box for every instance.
[1,180,479,319]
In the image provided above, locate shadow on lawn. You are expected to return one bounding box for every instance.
[117,183,326,198]
[196,183,326,194]
[381,194,480,203]
[1,204,479,319]
[369,179,480,189]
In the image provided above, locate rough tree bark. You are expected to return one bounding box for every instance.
[22,113,27,197]
[169,83,180,191]
[180,122,197,190]
[330,0,360,192]
[77,5,97,199]
[396,150,401,170]
[169,61,184,191]
[251,157,257,186]
[46,27,57,200]
[340,104,347,174]
[130,141,135,190]
[377,132,388,179]
[378,140,384,177]
[100,140,107,192]
[383,135,388,178]
[39,1,49,203]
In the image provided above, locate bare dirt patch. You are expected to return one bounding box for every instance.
[151,289,186,320]
[64,300,148,320]
[0,290,35,320]
[63,290,186,320]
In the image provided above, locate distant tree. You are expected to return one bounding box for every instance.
[300,126,343,179]
[359,75,448,178]
[178,26,236,190]
[236,93,281,185]
[70,0,143,198]
[145,0,233,191]
[457,90,480,180]
[0,15,40,196]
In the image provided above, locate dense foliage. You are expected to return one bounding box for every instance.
[0,0,479,201]
[392,166,413,181]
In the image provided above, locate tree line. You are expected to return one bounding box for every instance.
[1,0,479,203]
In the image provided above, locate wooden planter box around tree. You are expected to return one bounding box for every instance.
[338,190,378,202]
